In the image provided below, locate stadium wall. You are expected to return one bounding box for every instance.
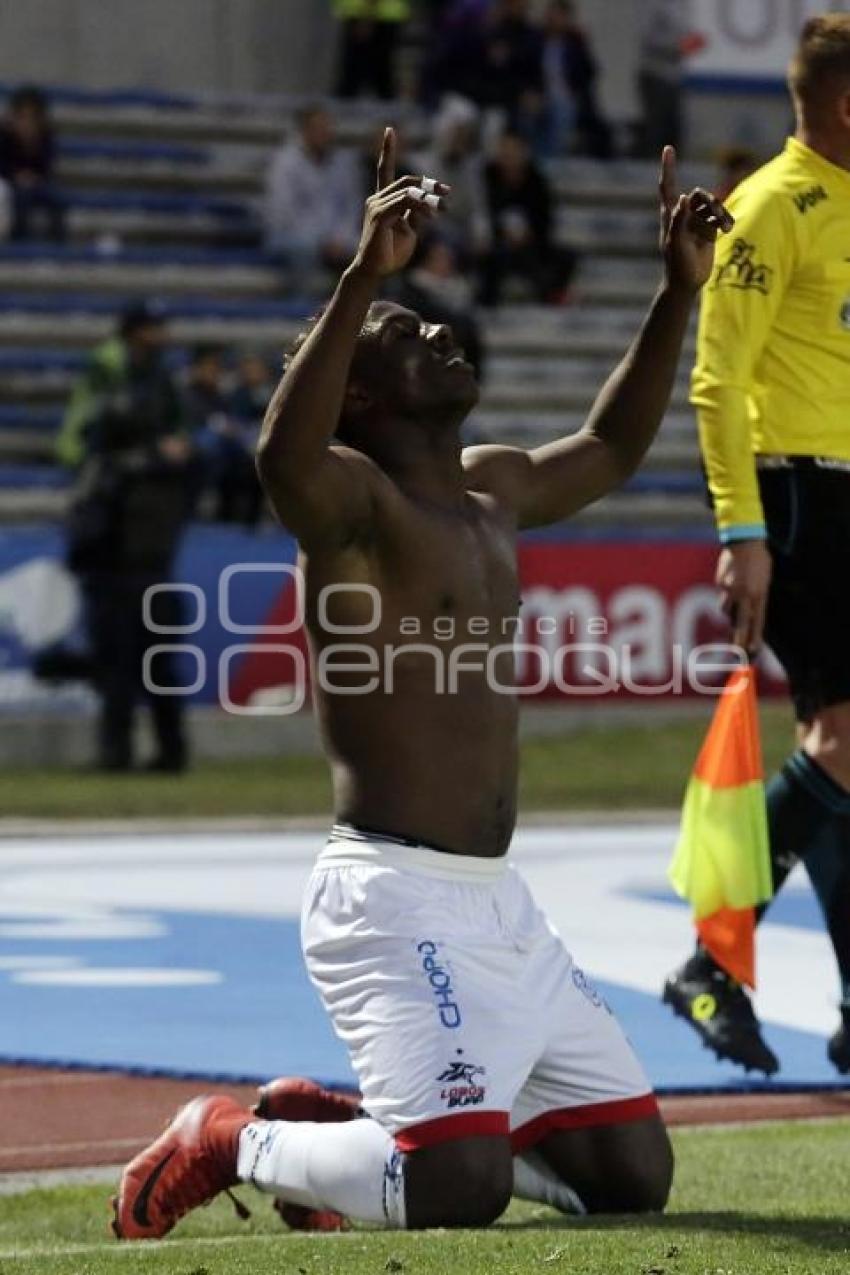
[0,0,337,98]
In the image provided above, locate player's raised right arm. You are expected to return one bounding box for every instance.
[256,264,379,546]
[256,128,446,547]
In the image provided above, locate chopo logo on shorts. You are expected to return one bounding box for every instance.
[572,965,609,1012]
[437,1051,486,1109]
[417,940,461,1029]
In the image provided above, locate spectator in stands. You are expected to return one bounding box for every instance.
[419,0,491,108]
[181,345,263,526]
[263,107,361,295]
[333,0,412,99]
[57,302,193,774]
[396,234,485,381]
[412,96,489,260]
[230,351,275,427]
[636,0,703,156]
[481,0,545,130]
[539,1,613,159]
[479,129,577,307]
[0,86,65,241]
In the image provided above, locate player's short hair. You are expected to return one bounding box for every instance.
[282,308,327,376]
[282,306,366,446]
[789,14,850,114]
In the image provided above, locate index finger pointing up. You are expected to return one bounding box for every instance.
[659,144,677,213]
[377,126,396,191]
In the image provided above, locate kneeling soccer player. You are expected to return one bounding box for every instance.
[113,128,731,1237]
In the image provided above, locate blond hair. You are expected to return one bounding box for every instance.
[789,14,850,115]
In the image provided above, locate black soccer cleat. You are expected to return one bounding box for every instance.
[827,1006,850,1075]
[663,954,780,1077]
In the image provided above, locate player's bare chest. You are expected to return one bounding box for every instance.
[386,499,519,625]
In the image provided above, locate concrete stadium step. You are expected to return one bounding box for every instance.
[57,154,263,197]
[0,290,305,321]
[481,364,693,402]
[578,255,661,285]
[61,185,253,220]
[0,311,697,362]
[555,205,657,254]
[0,257,282,298]
[57,149,714,208]
[0,430,56,462]
[62,204,663,257]
[488,328,696,362]
[0,394,698,441]
[52,98,424,149]
[0,371,694,416]
[574,490,711,528]
[472,407,695,441]
[67,207,258,248]
[0,486,69,523]
[0,311,298,349]
[0,255,660,310]
[487,356,691,396]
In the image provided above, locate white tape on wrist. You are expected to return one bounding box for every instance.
[421,177,438,194]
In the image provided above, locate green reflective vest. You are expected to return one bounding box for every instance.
[332,0,410,21]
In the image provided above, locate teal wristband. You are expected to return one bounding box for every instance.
[718,524,767,545]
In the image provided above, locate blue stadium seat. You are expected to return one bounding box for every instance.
[0,464,69,488]
[58,138,210,166]
[60,188,253,219]
[0,406,61,432]
[624,471,704,496]
[0,242,274,266]
[0,292,311,321]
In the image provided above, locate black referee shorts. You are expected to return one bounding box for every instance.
[759,457,850,723]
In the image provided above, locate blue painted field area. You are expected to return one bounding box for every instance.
[0,826,841,1090]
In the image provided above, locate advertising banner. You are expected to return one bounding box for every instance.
[690,0,850,84]
[0,526,786,713]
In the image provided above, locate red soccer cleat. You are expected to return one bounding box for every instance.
[253,1076,360,1124]
[253,1077,360,1232]
[111,1094,252,1241]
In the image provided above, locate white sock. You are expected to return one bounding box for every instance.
[513,1150,586,1215]
[237,1119,406,1228]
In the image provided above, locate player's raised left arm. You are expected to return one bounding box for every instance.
[464,149,733,528]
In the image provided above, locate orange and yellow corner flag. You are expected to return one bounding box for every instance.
[668,665,772,988]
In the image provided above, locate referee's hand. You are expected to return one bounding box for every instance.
[716,540,772,656]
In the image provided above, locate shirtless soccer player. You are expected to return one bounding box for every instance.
[113,130,732,1238]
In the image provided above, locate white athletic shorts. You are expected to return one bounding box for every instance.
[301,826,657,1153]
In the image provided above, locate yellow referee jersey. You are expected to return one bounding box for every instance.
[692,136,850,540]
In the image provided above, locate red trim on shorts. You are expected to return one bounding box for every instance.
[511,1093,660,1154]
[394,1111,510,1151]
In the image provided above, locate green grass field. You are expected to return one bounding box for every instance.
[1,1122,848,1274]
[0,705,794,819]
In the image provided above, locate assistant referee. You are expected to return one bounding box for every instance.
[665,15,850,1076]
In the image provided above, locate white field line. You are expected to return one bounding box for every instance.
[0,1136,143,1161]
[0,1232,352,1261]
[0,1165,122,1196]
[0,1074,105,1088]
